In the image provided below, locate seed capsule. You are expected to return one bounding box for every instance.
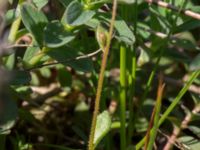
[96,23,109,52]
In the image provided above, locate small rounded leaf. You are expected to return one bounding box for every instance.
[63,0,95,26]
[33,0,49,10]
[189,53,200,71]
[21,3,48,47]
[0,96,18,134]
[44,21,75,48]
[94,111,112,148]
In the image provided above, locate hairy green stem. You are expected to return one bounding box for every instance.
[87,0,117,150]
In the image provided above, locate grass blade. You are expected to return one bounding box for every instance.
[136,70,200,150]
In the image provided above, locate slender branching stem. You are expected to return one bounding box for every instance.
[146,77,165,150]
[26,49,102,71]
[87,0,117,150]
[145,0,200,20]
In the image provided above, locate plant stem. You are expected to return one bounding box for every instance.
[87,0,117,150]
[127,0,138,144]
[146,80,165,150]
[119,4,134,149]
[136,70,200,150]
[140,51,163,106]
[127,47,136,144]
[137,1,188,148]
[105,134,112,150]
[26,49,102,71]
[120,44,127,150]
[158,71,200,125]
[145,0,200,20]
[139,0,185,111]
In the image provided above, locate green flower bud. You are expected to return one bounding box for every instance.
[96,23,109,51]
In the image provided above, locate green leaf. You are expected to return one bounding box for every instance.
[63,0,95,26]
[93,111,112,148]
[23,43,48,68]
[149,6,170,32]
[85,17,99,29]
[75,101,89,112]
[137,48,150,67]
[44,21,75,48]
[189,54,200,71]
[86,14,135,45]
[114,19,135,45]
[15,28,29,40]
[163,48,190,63]
[10,71,31,85]
[0,96,18,134]
[58,0,71,7]
[171,32,200,51]
[171,38,200,51]
[3,53,15,70]
[21,3,48,47]
[46,46,93,72]
[23,44,40,62]
[39,67,51,78]
[5,9,19,25]
[27,52,47,67]
[178,136,200,150]
[175,19,200,33]
[188,126,200,137]
[30,72,40,86]
[33,0,49,10]
[14,86,32,99]
[57,67,72,87]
